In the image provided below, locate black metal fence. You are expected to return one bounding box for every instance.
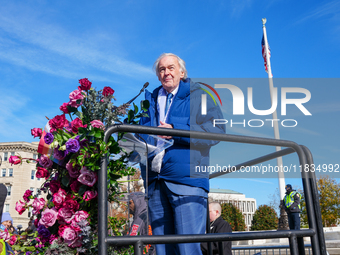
[98,124,326,255]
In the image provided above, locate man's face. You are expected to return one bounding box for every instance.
[157,56,185,93]
[129,199,135,214]
[209,208,219,222]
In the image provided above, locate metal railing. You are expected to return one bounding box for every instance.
[232,244,312,255]
[99,124,326,255]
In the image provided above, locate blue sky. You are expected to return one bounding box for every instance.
[1,0,339,209]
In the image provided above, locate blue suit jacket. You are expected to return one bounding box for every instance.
[139,78,225,193]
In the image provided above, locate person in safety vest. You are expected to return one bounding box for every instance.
[283,184,301,230]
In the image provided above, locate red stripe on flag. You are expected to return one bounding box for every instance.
[38,131,51,155]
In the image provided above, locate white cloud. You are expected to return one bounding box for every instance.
[0,3,153,81]
[296,1,340,24]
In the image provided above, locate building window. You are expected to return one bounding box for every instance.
[36,188,40,197]
[30,187,34,192]
[10,152,15,156]
[8,168,13,177]
[5,204,9,212]
[7,186,11,196]
[33,154,38,160]
[31,170,35,180]
[3,152,8,161]
[1,169,6,177]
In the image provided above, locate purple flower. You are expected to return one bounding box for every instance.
[37,225,51,239]
[65,138,80,153]
[44,132,54,145]
[53,146,67,160]
[39,154,53,168]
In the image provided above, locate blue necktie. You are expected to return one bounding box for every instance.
[165,93,173,115]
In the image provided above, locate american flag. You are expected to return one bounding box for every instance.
[261,35,271,73]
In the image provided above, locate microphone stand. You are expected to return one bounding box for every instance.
[126,82,149,105]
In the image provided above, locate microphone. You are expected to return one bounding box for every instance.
[126,82,149,105]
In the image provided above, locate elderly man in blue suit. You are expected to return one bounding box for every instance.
[139,53,225,255]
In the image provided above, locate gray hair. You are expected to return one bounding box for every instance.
[153,53,188,80]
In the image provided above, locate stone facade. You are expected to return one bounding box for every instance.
[0,141,44,230]
[209,188,256,231]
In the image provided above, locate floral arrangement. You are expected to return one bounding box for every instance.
[6,78,148,254]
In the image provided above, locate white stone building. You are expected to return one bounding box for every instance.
[0,141,43,230]
[209,188,256,231]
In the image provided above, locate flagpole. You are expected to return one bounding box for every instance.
[262,18,286,201]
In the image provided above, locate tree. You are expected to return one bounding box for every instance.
[220,202,246,231]
[251,205,278,231]
[300,175,340,227]
[268,187,280,215]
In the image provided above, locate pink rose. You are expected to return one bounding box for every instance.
[9,234,17,245]
[58,207,74,223]
[63,198,79,211]
[66,162,80,178]
[32,197,46,214]
[53,188,67,207]
[15,200,26,215]
[49,180,61,194]
[78,78,92,91]
[58,225,80,245]
[83,190,98,201]
[49,234,58,244]
[102,86,114,97]
[70,180,82,193]
[36,167,50,179]
[60,102,69,114]
[90,120,104,130]
[31,128,42,138]
[49,114,69,132]
[9,155,21,166]
[0,231,10,242]
[70,118,86,133]
[39,208,58,227]
[69,89,85,108]
[23,189,33,202]
[77,167,97,187]
[73,210,89,224]
[39,155,53,168]
[69,237,83,248]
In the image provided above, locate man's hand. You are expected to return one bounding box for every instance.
[158,121,173,139]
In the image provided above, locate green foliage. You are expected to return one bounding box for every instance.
[251,205,278,231]
[300,175,340,227]
[220,203,246,231]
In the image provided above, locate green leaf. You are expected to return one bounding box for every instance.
[61,175,70,187]
[134,103,138,114]
[128,109,134,122]
[142,100,150,111]
[78,185,87,196]
[94,131,102,138]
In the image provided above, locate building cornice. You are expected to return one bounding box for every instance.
[0,142,38,153]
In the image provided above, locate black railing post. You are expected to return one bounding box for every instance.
[97,124,324,255]
[301,145,327,255]
[98,156,108,255]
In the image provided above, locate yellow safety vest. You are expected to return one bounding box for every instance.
[284,191,301,209]
[0,239,6,255]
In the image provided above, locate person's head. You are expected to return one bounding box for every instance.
[129,199,135,214]
[153,53,187,93]
[285,184,292,193]
[1,212,13,229]
[129,192,147,216]
[209,202,222,222]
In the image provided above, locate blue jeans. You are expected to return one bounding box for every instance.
[288,212,300,230]
[148,180,207,255]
